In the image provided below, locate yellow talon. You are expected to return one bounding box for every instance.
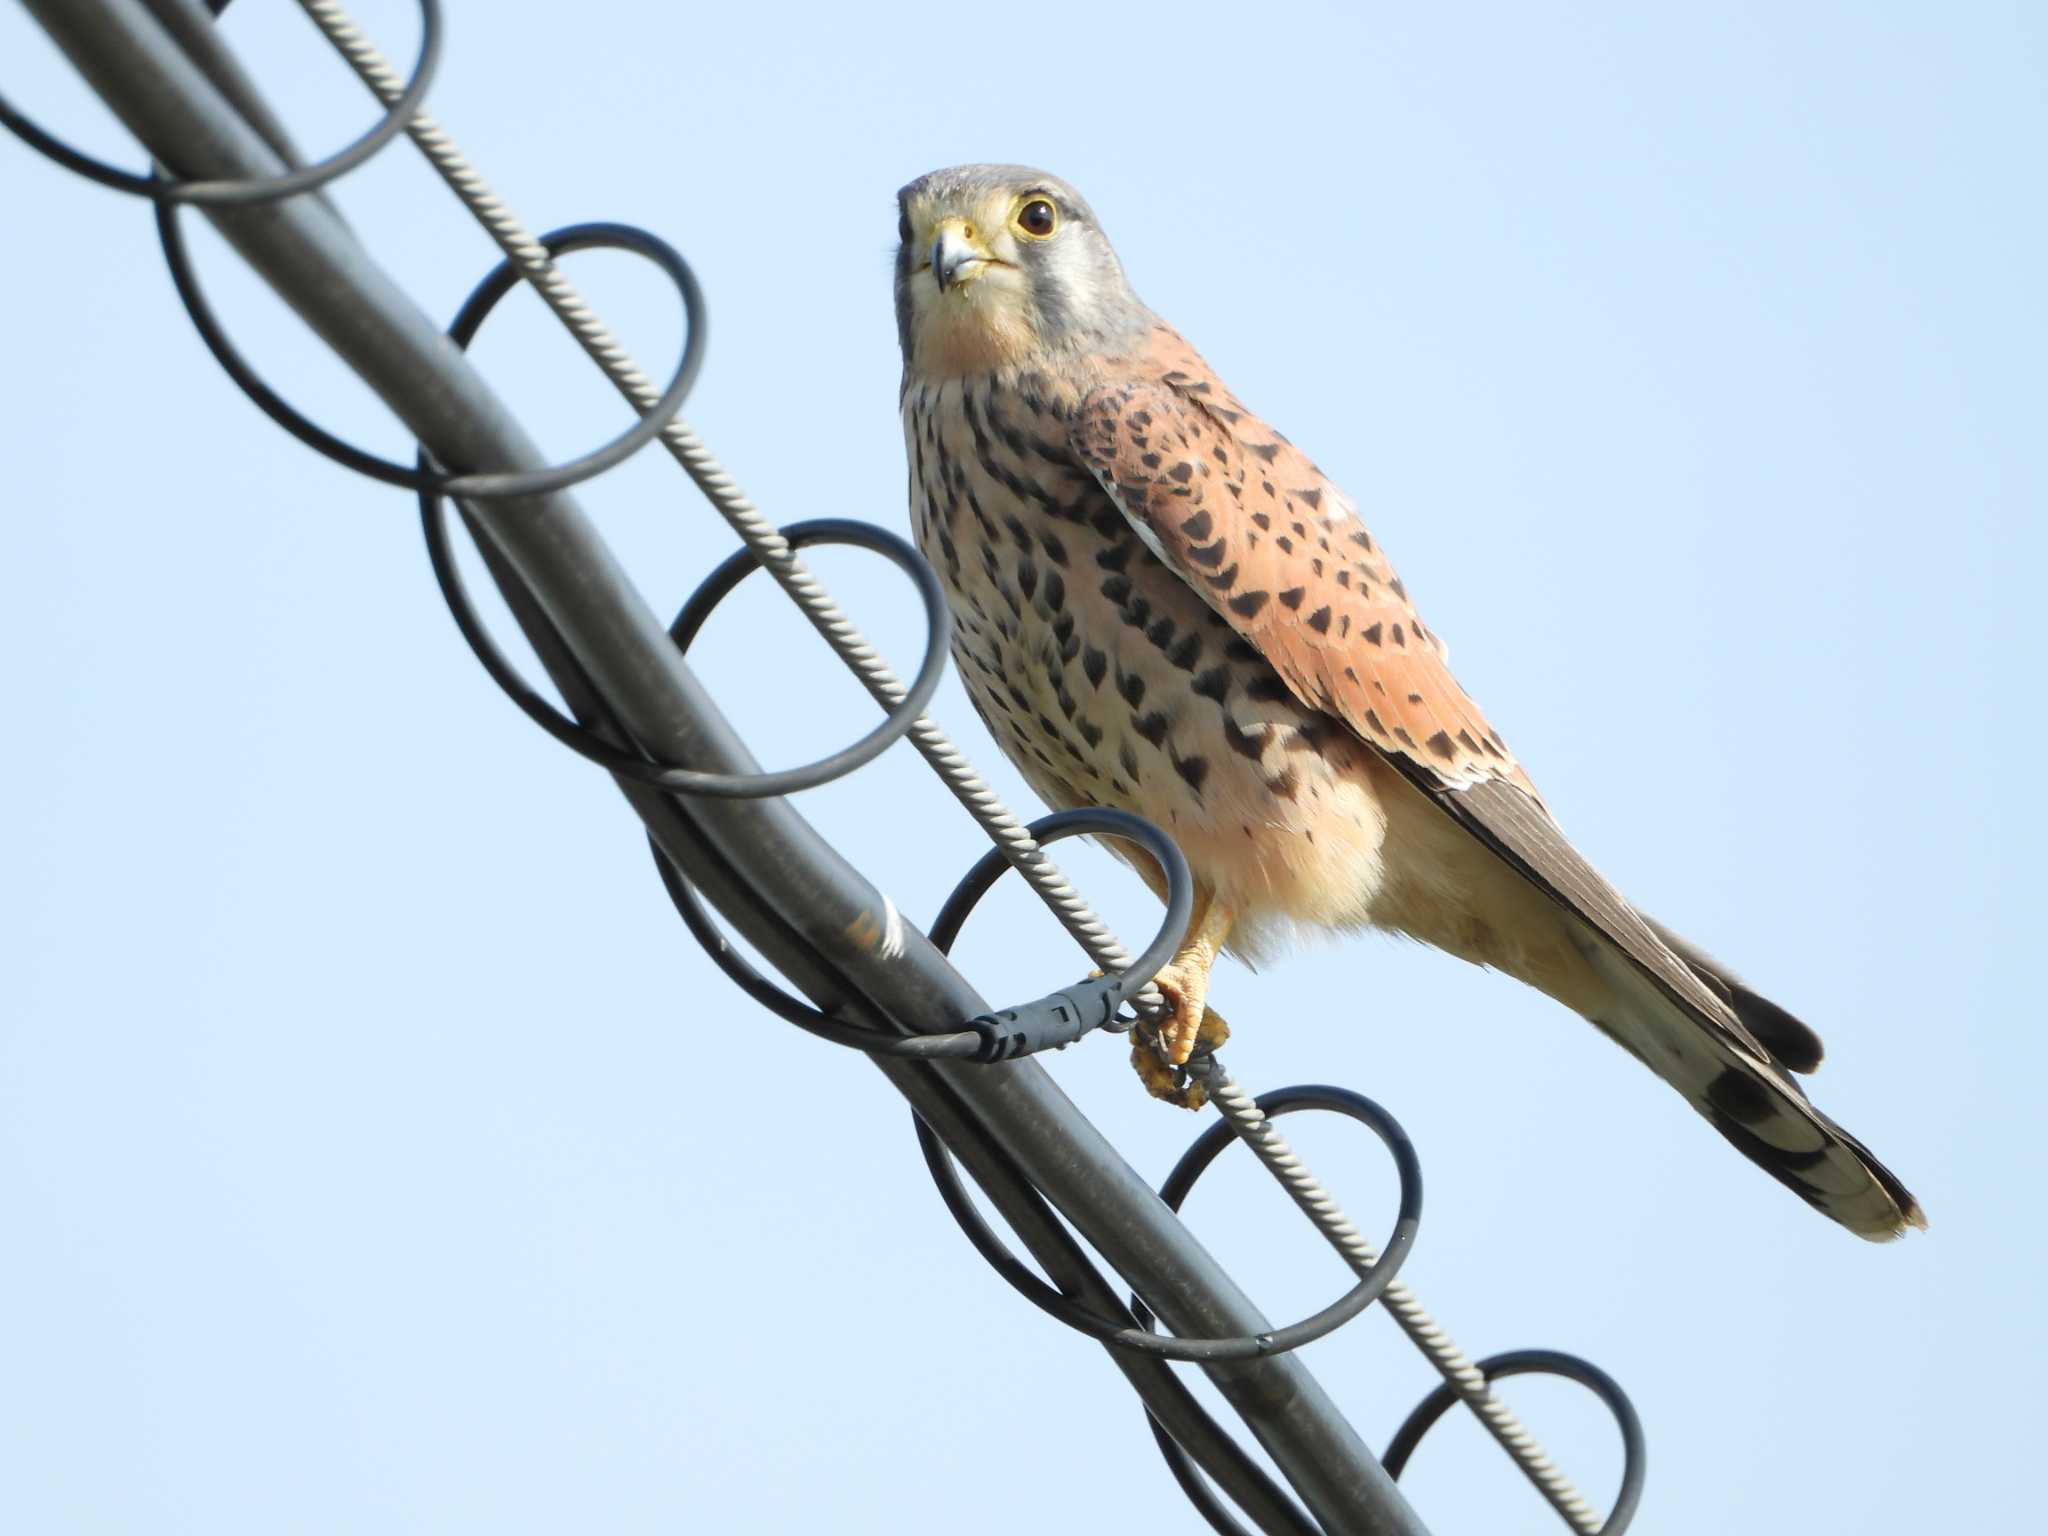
[1086,881,1239,1107]
[1129,1003,1232,1109]
[1124,879,1236,1107]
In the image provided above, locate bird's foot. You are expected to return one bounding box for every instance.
[1131,1035,1204,1108]
[1129,970,1232,1110]
[1152,958,1220,1066]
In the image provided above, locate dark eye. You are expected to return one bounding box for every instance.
[897,208,912,245]
[1016,198,1057,238]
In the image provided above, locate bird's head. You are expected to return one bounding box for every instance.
[894,164,1149,377]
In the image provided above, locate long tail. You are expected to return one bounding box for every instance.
[1579,914,1925,1241]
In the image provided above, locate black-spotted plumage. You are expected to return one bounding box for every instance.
[896,163,1922,1239]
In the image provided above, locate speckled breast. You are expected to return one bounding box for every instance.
[902,369,1391,939]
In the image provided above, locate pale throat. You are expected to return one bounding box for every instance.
[910,284,1043,377]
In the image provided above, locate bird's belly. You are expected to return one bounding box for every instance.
[926,504,1391,959]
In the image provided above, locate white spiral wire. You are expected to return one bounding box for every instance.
[299,0,1162,1016]
[295,3,1607,1528]
[1195,1062,1602,1532]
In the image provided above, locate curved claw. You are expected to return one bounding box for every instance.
[1130,1004,1232,1109]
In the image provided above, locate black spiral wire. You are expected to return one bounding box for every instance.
[4,10,1644,1530]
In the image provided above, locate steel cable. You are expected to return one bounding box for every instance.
[5,4,1645,1528]
[294,0,1168,1021]
[295,2,1634,1525]
[1192,1061,1613,1532]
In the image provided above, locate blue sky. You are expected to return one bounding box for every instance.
[2,2,2041,1531]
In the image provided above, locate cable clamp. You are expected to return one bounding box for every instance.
[966,975,1131,1062]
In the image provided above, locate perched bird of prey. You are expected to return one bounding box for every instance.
[893,163,1923,1240]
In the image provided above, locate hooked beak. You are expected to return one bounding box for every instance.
[930,218,993,292]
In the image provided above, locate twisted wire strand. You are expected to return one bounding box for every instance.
[294,0,1162,1018]
[293,1,1604,1525]
[1194,1061,1602,1532]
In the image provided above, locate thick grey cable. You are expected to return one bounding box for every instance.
[27,4,1429,1529]
[296,1,1603,1525]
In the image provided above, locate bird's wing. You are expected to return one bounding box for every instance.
[1069,336,1757,1045]
[1072,349,1528,796]
[1072,335,1922,1237]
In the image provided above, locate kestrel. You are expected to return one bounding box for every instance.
[893,164,1922,1240]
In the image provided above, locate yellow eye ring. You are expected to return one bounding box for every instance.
[1012,197,1058,240]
